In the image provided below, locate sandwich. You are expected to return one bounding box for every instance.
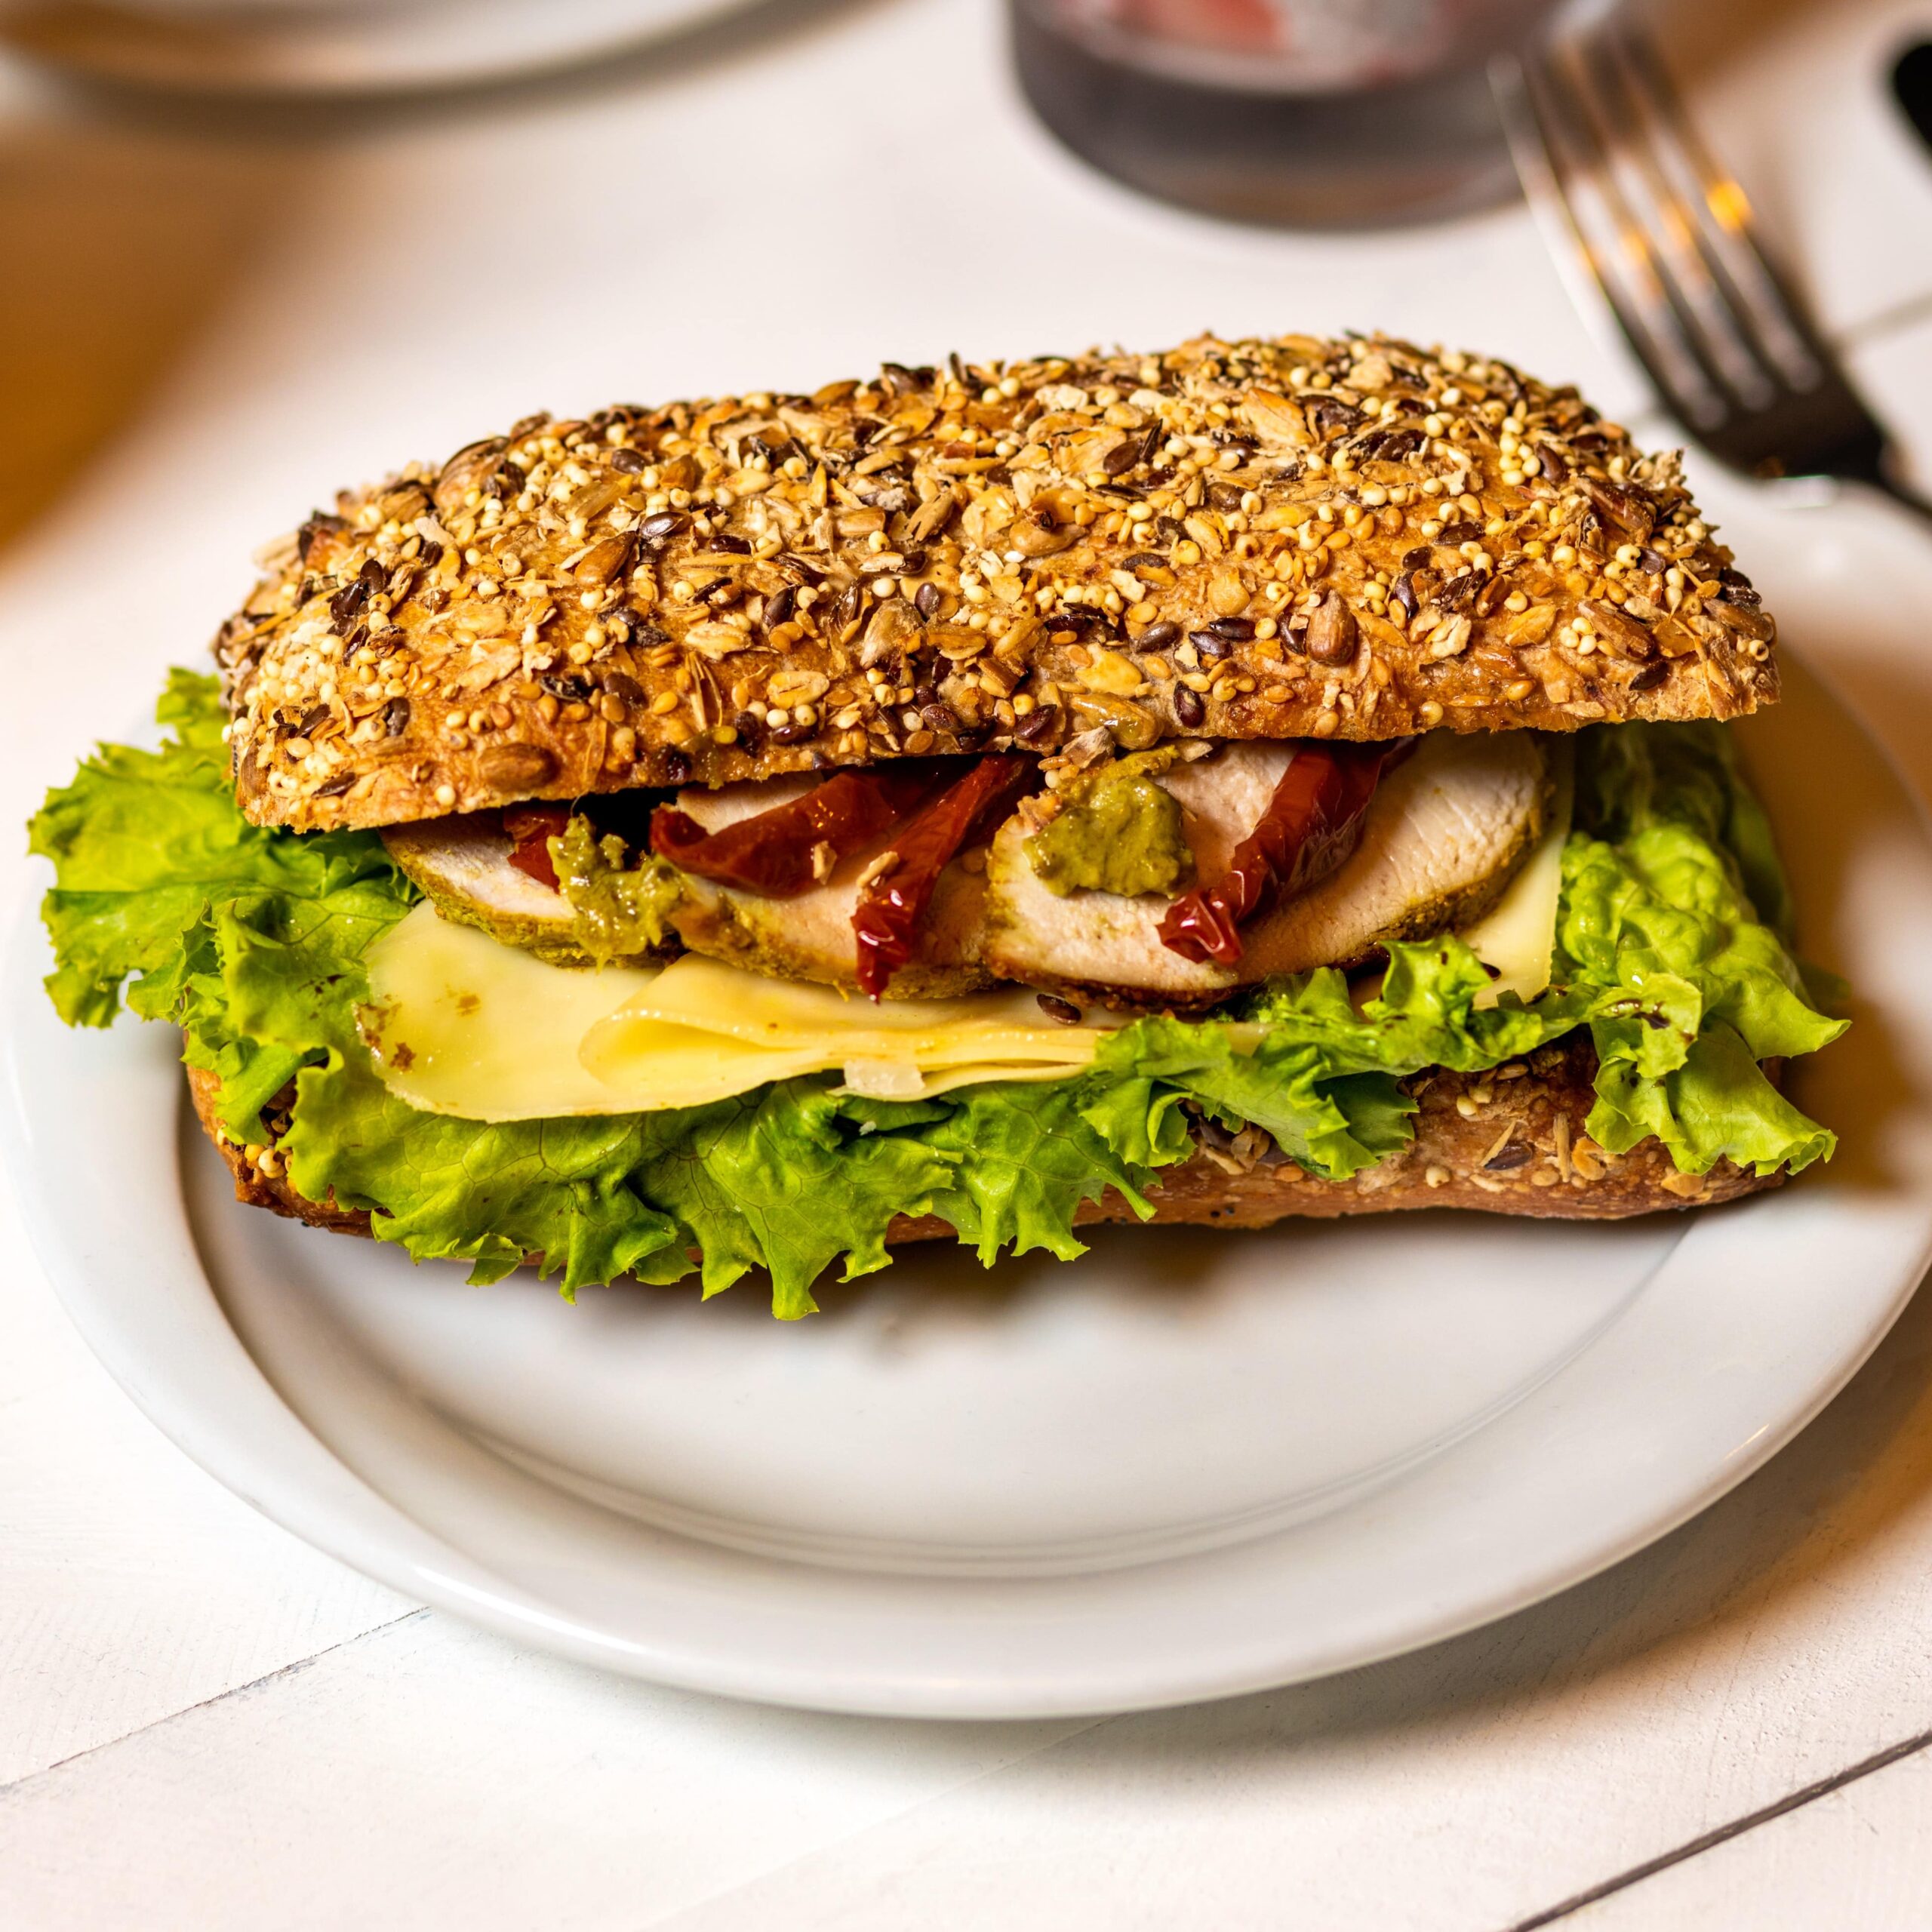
[30,333,1846,1317]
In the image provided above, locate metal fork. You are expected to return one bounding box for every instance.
[1493,12,1932,531]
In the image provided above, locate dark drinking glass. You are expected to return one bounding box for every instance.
[1011,0,1564,228]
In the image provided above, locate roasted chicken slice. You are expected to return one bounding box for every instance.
[380,814,610,966]
[982,734,1549,1009]
[386,732,1546,1008]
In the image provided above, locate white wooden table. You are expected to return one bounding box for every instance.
[4,2,1932,1923]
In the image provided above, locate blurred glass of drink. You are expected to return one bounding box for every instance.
[1011,0,1564,228]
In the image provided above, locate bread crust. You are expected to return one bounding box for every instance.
[214,334,1778,834]
[906,1035,1775,1234]
[188,1067,370,1235]
[186,1038,1777,1266]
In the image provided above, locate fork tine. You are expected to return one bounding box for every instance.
[1490,54,1626,355]
[1583,23,1780,411]
[1500,38,1729,432]
[1543,32,1744,423]
[1611,20,1826,392]
[1490,52,1679,409]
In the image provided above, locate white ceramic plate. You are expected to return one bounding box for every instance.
[6,641,1932,1719]
[0,0,768,99]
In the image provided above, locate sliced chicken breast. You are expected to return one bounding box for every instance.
[1239,733,1548,978]
[388,736,1545,1008]
[382,783,991,993]
[381,814,595,965]
[669,777,995,998]
[981,734,1547,1008]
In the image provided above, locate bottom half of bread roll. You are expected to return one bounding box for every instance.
[189,1035,1774,1265]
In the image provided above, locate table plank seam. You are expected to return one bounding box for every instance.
[1501,1720,1932,1931]
[642,1713,1118,1932]
[0,1604,427,1798]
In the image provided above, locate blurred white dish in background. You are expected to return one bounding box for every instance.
[81,0,441,17]
[0,0,771,97]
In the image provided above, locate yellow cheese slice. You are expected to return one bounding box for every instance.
[832,1059,1094,1102]
[581,957,1112,1088]
[361,904,660,1121]
[361,903,1119,1121]
[1460,738,1574,1006]
[906,1061,1100,1100]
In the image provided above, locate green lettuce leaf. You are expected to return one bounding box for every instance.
[29,669,385,1023]
[913,1076,1187,1266]
[634,1082,956,1318]
[28,669,414,1138]
[1093,1016,1415,1178]
[1559,721,1846,1172]
[29,675,1847,1314]
[288,1041,694,1297]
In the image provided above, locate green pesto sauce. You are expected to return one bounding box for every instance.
[550,814,682,965]
[1023,747,1195,899]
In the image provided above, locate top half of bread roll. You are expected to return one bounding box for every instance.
[214,333,1779,832]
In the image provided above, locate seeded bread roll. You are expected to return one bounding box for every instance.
[188,1038,1776,1257]
[216,334,1778,835]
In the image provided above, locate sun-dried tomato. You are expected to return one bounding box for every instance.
[852,755,1037,998]
[502,803,572,892]
[650,766,940,899]
[1158,740,1409,965]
